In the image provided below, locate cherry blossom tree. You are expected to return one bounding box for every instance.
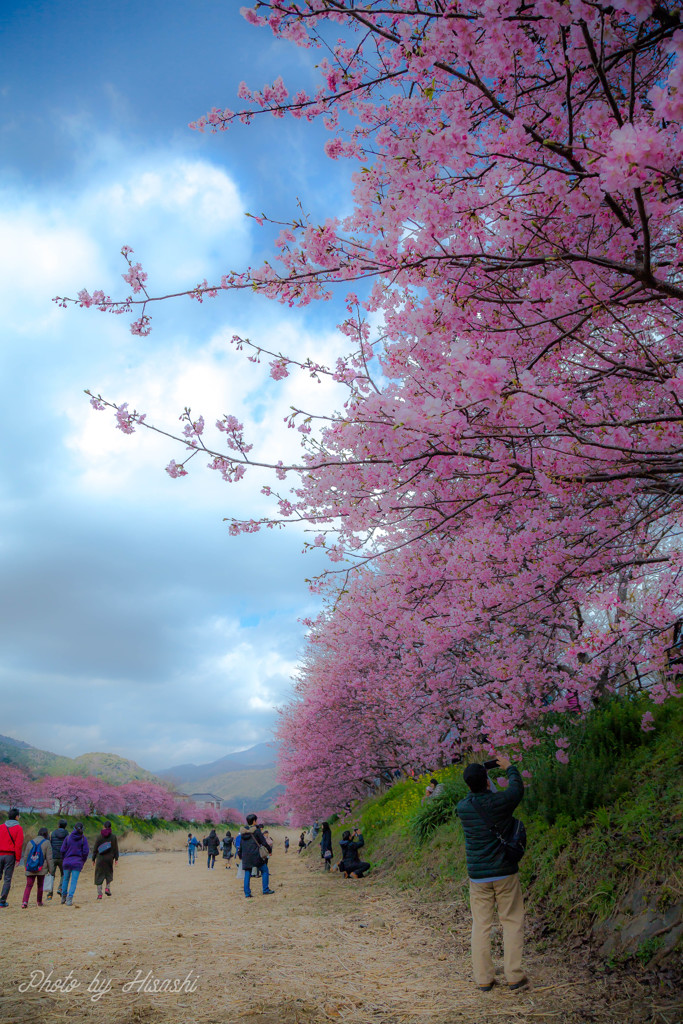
[118,780,177,819]
[0,764,35,809]
[60,1,683,816]
[77,776,125,815]
[220,806,245,825]
[39,775,95,816]
[259,807,287,826]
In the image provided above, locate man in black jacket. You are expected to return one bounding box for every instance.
[456,756,527,992]
[206,829,220,869]
[239,814,273,898]
[44,819,68,902]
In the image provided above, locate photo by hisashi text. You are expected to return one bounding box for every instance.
[19,969,199,1002]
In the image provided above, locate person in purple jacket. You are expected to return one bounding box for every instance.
[60,823,89,906]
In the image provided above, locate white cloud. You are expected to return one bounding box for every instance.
[0,209,103,333]
[62,315,350,521]
[82,157,250,285]
[0,129,354,770]
[0,151,251,333]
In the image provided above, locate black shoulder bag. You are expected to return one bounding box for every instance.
[470,797,527,864]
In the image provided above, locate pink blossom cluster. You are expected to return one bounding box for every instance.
[165,459,188,478]
[122,262,148,294]
[114,402,146,435]
[215,414,253,454]
[269,357,290,380]
[183,415,205,440]
[208,456,246,483]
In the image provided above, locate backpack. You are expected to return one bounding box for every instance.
[26,839,46,872]
[469,797,527,864]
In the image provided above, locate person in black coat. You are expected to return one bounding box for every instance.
[44,819,68,901]
[222,831,233,868]
[320,821,333,871]
[92,821,120,899]
[206,829,220,869]
[339,829,370,878]
[238,814,273,898]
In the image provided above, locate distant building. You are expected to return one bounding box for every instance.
[190,792,222,810]
[0,799,59,814]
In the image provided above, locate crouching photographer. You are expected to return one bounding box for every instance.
[456,755,528,993]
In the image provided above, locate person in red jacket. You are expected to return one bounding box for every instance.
[0,809,24,908]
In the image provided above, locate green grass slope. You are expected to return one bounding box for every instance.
[330,693,683,970]
[0,810,243,848]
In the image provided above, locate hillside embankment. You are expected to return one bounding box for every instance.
[324,693,682,1008]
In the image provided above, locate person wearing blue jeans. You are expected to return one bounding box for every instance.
[61,867,81,902]
[59,823,89,906]
[244,859,272,897]
[239,814,274,899]
[187,834,199,865]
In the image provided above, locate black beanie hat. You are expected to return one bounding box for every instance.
[463,763,488,791]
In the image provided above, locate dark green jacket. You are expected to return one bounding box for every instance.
[456,766,524,879]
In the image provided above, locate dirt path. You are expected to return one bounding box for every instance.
[0,829,678,1024]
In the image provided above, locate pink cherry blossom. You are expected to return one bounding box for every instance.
[166,459,188,478]
[122,262,148,294]
[114,403,146,435]
[270,357,290,380]
[61,1,683,819]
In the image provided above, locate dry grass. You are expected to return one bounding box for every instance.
[0,829,679,1024]
[117,830,188,854]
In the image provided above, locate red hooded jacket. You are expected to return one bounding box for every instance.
[0,820,24,861]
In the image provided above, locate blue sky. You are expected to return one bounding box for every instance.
[0,1,357,769]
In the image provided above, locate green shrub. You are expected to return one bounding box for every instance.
[409,778,469,846]
[523,695,666,824]
[636,935,665,965]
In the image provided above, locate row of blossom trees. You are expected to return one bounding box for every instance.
[64,1,683,820]
[0,764,242,824]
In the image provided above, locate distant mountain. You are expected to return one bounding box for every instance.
[0,735,31,750]
[159,742,280,807]
[0,734,74,776]
[0,733,282,807]
[241,783,285,813]
[0,734,162,785]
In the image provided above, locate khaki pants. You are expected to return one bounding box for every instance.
[469,874,525,986]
